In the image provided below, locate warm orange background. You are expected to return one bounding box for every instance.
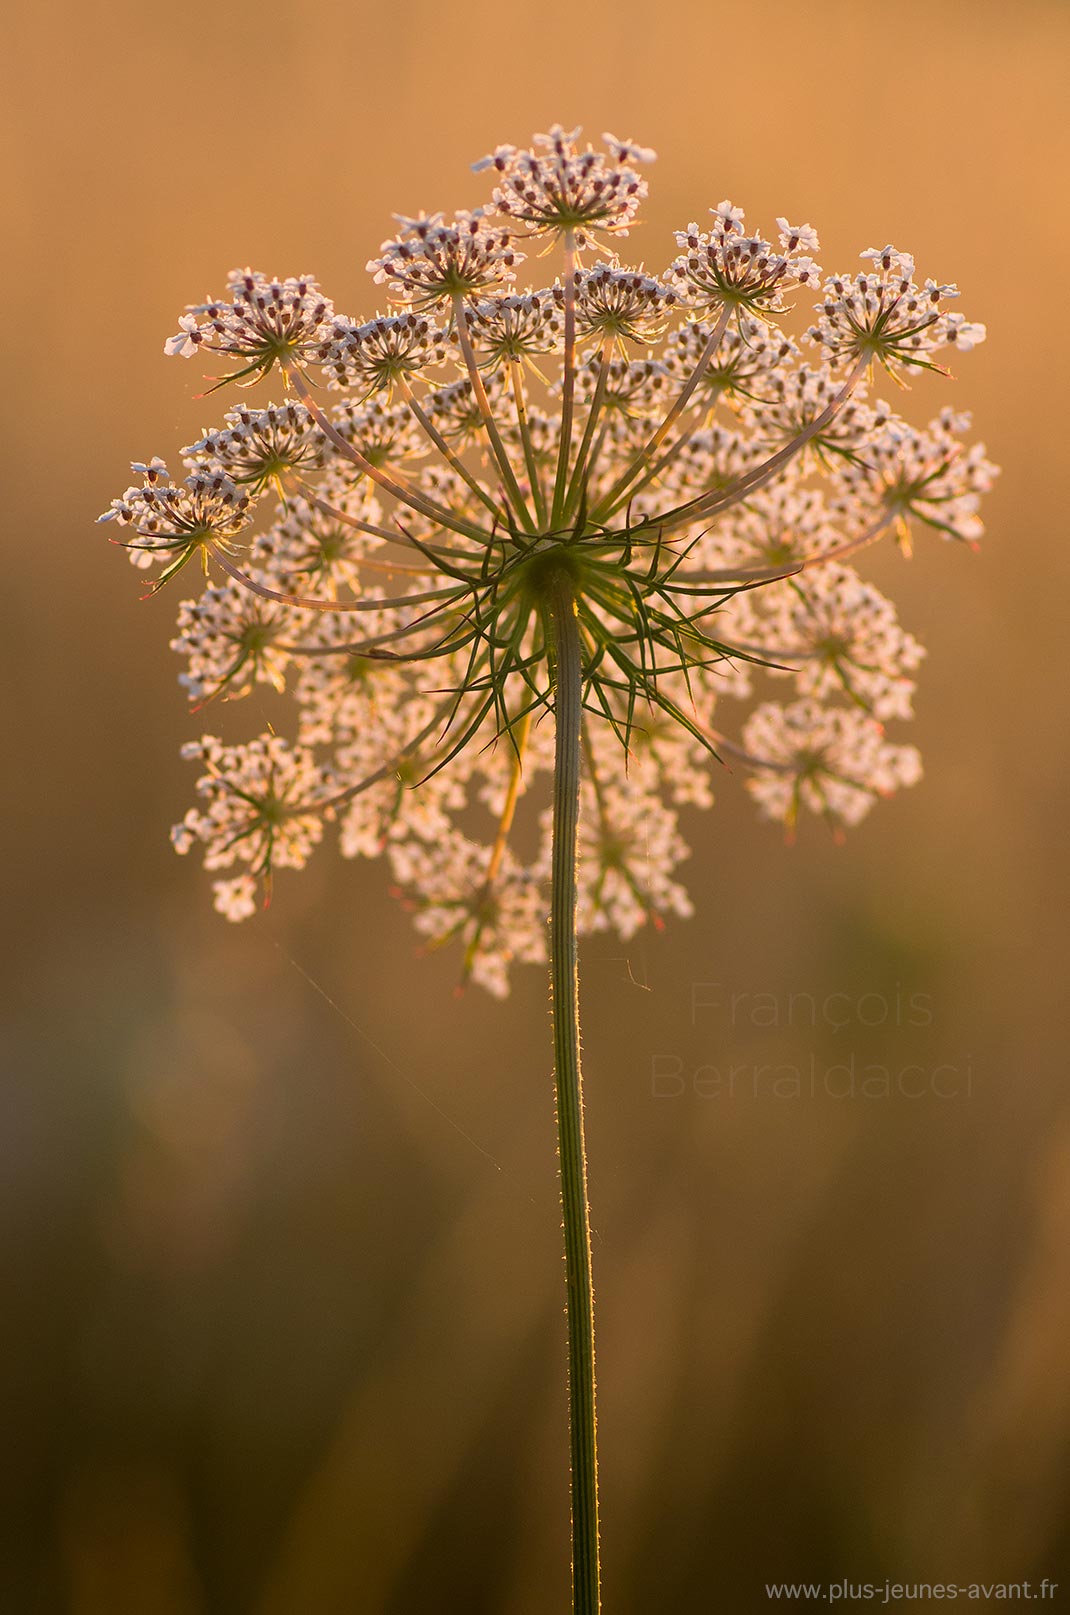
[3,1,1069,1610]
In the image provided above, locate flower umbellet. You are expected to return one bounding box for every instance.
[100,124,995,1614]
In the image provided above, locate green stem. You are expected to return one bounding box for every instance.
[551,231,578,529]
[398,375,505,525]
[509,360,548,528]
[450,293,535,531]
[283,363,491,544]
[619,352,870,541]
[563,336,613,526]
[589,304,731,523]
[549,571,601,1615]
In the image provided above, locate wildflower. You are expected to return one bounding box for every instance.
[573,354,670,425]
[566,264,677,348]
[251,490,386,597]
[668,205,820,322]
[397,831,548,999]
[368,210,521,310]
[290,609,412,747]
[99,463,253,584]
[103,122,993,980]
[474,125,655,243]
[460,291,563,370]
[320,312,449,395]
[559,725,696,938]
[426,377,498,443]
[831,408,999,550]
[106,125,994,1615]
[662,318,797,410]
[171,734,332,913]
[743,700,923,832]
[646,422,759,512]
[171,581,296,704]
[696,480,841,572]
[184,401,328,492]
[741,363,891,460]
[724,562,925,720]
[165,269,335,383]
[327,396,425,468]
[211,873,259,922]
[807,247,983,378]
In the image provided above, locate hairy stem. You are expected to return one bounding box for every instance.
[398,375,506,523]
[552,231,578,529]
[563,336,613,526]
[283,364,491,544]
[450,294,535,530]
[509,360,548,527]
[591,304,731,521]
[549,572,600,1615]
[637,354,869,538]
[208,545,468,614]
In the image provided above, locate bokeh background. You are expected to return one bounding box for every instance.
[3,1,1069,1609]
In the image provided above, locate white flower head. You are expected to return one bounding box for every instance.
[104,128,994,988]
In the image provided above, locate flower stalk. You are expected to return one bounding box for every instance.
[101,123,996,1604]
[551,230,578,528]
[549,568,600,1614]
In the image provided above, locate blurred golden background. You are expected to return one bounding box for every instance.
[3,0,1069,1609]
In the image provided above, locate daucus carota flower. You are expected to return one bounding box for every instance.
[668,206,821,322]
[663,317,797,409]
[722,561,925,721]
[742,699,924,834]
[184,401,329,493]
[831,406,997,550]
[171,733,332,908]
[808,247,985,379]
[100,462,253,584]
[567,264,677,348]
[319,311,449,395]
[102,122,996,1615]
[368,210,521,309]
[170,580,296,704]
[166,269,335,383]
[99,122,995,987]
[461,291,563,369]
[474,125,655,243]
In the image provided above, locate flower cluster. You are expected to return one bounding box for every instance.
[808,247,986,379]
[102,125,995,992]
[668,207,821,321]
[369,211,521,309]
[474,125,655,244]
[171,734,331,917]
[320,312,450,394]
[165,270,335,382]
[184,402,329,491]
[99,462,252,584]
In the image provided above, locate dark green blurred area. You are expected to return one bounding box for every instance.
[3,1,1069,1609]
